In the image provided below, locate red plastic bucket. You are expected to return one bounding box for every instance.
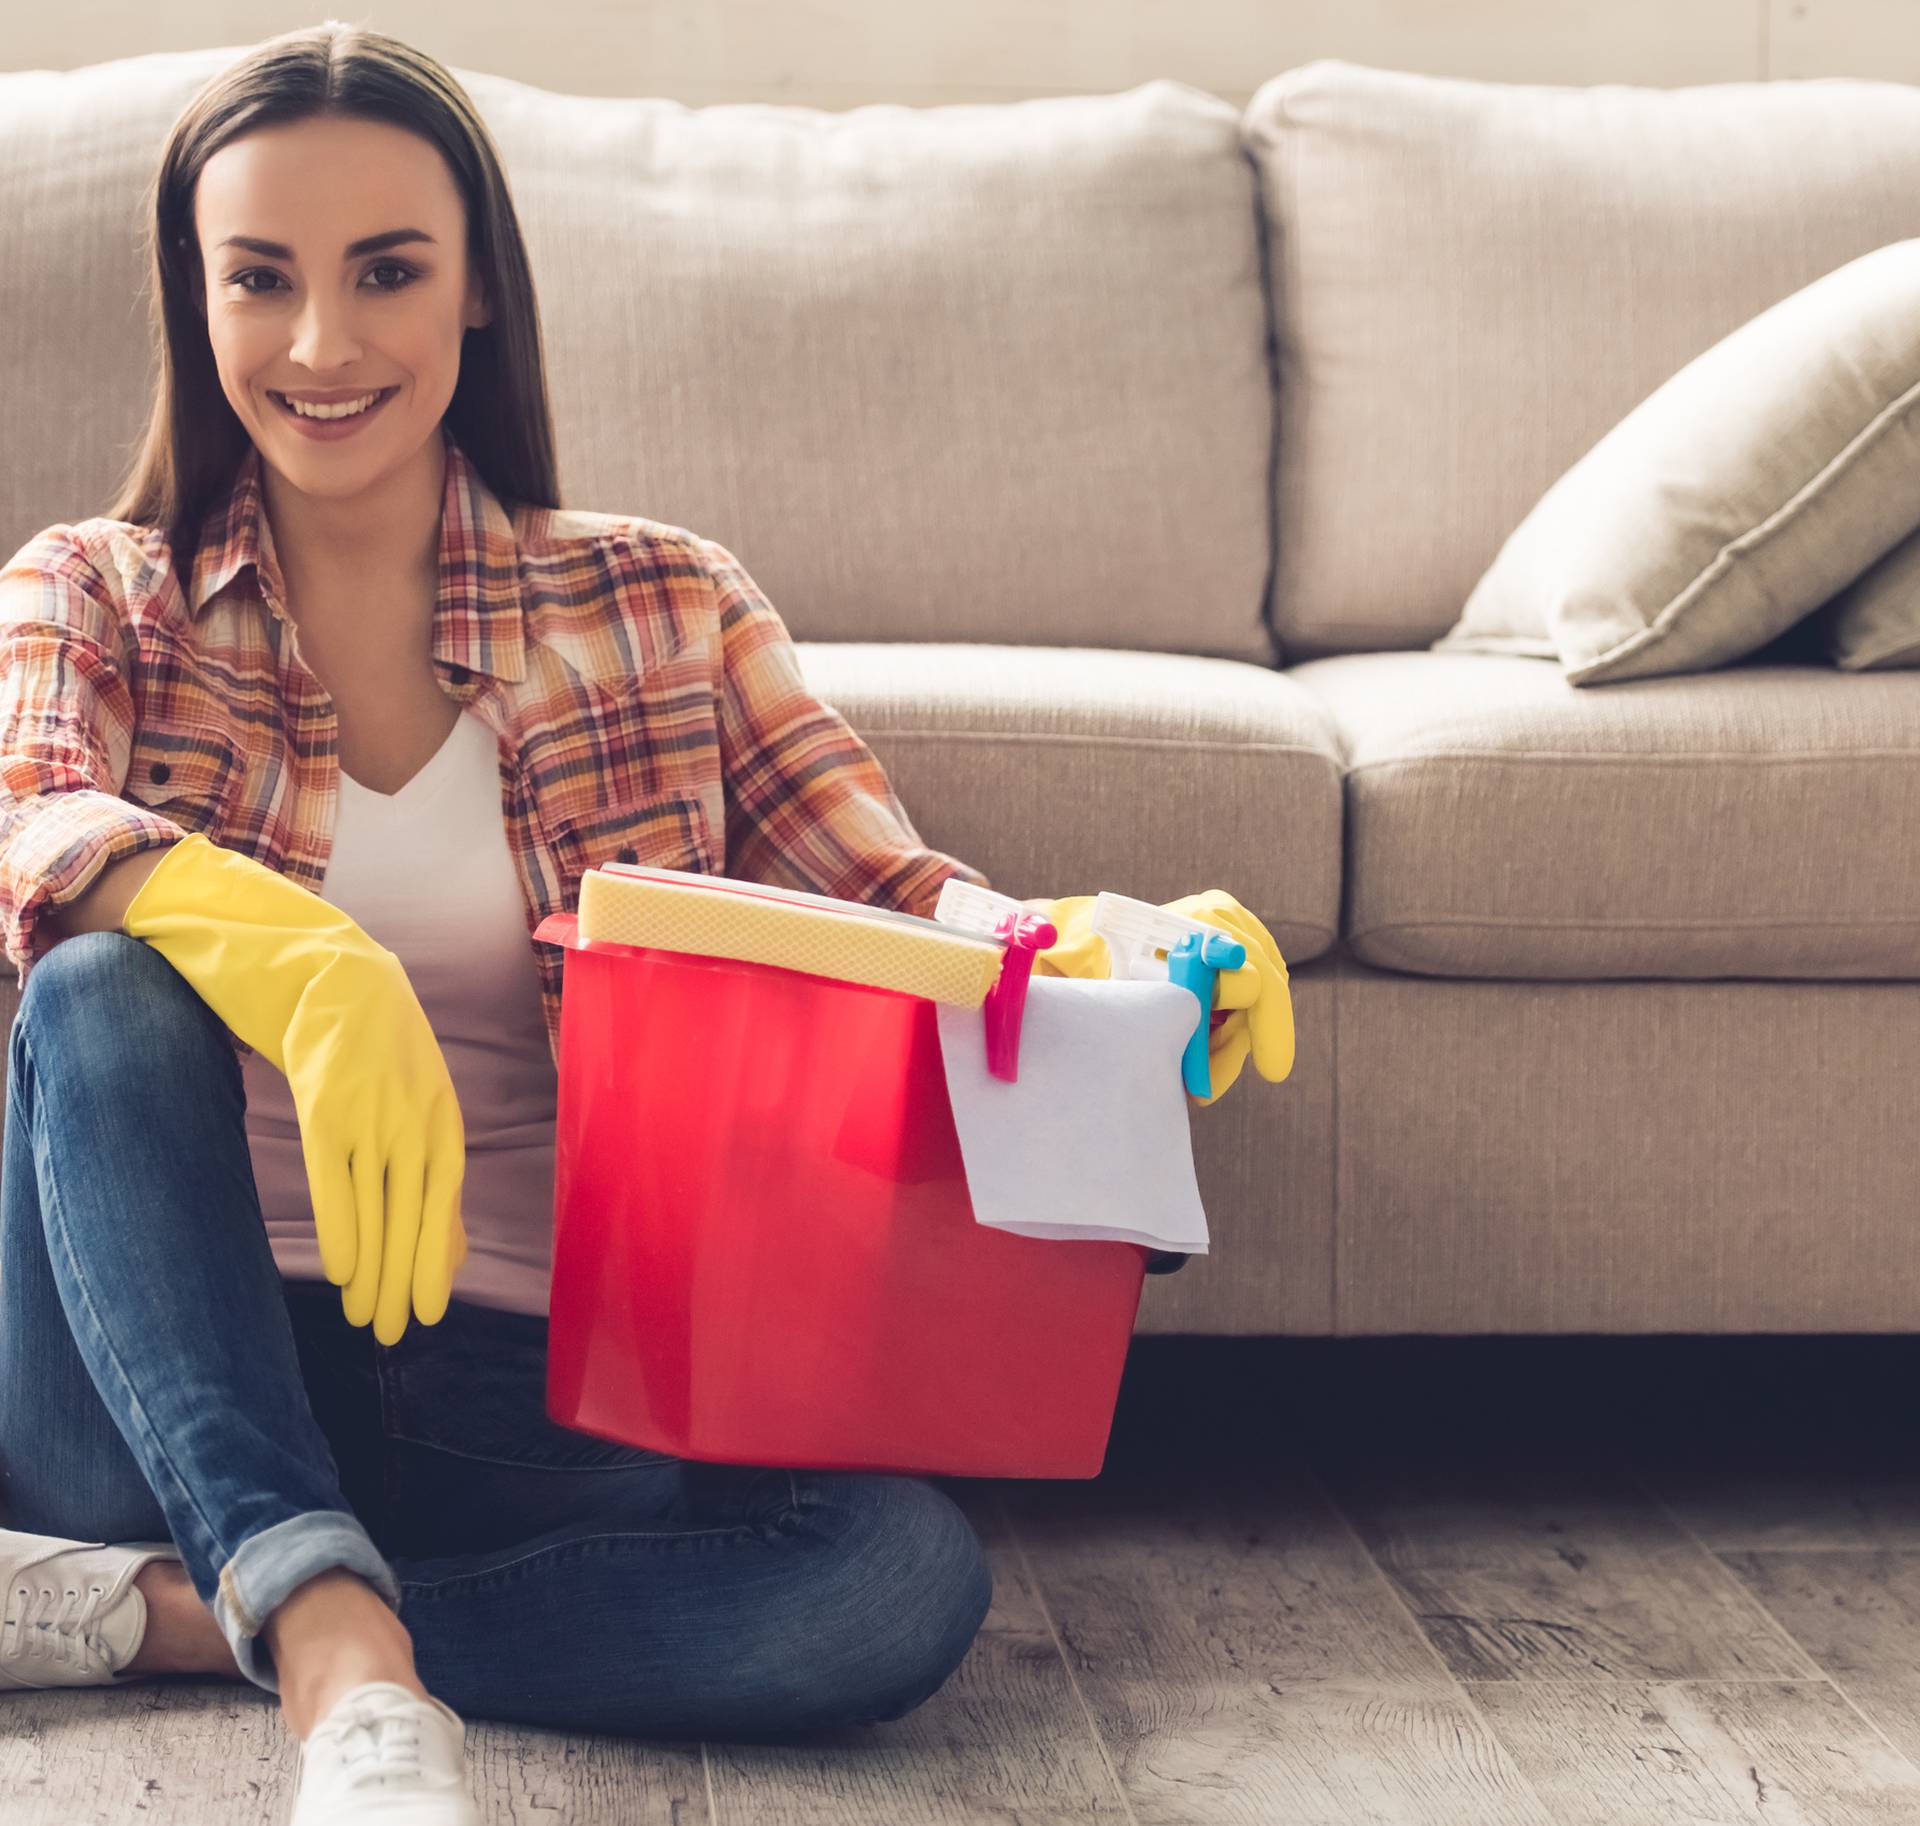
[533,910,1151,1478]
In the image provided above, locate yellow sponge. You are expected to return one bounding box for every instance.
[577,866,1005,1008]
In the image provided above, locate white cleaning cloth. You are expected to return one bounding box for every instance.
[933,974,1210,1252]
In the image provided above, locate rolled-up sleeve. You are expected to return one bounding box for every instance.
[0,530,187,984]
[702,535,992,921]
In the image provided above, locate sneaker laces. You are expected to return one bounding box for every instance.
[319,1698,428,1793]
[3,1574,111,1676]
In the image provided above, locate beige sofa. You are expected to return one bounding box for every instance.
[4,49,1917,1336]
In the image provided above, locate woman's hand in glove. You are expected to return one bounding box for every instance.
[121,833,467,1344]
[1029,890,1293,1105]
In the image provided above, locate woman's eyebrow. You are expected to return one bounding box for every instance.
[215,227,437,259]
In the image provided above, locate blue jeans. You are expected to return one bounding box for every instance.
[0,931,992,1738]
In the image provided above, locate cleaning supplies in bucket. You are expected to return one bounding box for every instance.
[929,880,1240,1252]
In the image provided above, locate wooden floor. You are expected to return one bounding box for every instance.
[11,1330,1920,1824]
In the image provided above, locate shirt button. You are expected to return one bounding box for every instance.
[447,664,470,685]
[617,847,637,864]
[150,762,171,784]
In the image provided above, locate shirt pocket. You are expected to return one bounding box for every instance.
[544,791,715,884]
[122,717,246,836]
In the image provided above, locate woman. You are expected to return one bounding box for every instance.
[0,22,1291,1825]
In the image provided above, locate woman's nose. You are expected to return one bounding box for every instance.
[287,298,365,368]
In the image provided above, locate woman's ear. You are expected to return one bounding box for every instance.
[464,274,491,332]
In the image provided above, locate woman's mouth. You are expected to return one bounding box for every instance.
[268,387,400,441]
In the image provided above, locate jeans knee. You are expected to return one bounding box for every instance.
[846,1479,995,1726]
[18,929,226,1082]
[24,926,175,1011]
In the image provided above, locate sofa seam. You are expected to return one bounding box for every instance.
[1350,914,1920,936]
[1346,748,1920,772]
[866,729,1339,759]
[1271,79,1308,661]
[1239,119,1286,670]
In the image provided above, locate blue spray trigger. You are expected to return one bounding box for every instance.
[1087,893,1251,1098]
[1164,928,1246,1098]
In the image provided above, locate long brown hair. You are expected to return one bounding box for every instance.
[105,21,559,578]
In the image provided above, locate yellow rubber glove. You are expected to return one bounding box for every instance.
[1029,891,1294,1106]
[121,832,467,1344]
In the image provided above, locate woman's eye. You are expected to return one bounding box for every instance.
[229,263,418,295]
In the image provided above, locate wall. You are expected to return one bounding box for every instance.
[4,2,1918,104]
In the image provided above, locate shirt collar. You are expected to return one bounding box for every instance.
[184,422,528,687]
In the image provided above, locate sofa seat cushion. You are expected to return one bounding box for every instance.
[796,642,1344,966]
[1289,651,1920,978]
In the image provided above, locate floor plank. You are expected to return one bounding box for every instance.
[0,1682,292,1826]
[464,1719,707,1822]
[1714,1548,1920,1775]
[997,1343,1556,1825]
[1466,1676,1920,1824]
[1315,1450,1820,1684]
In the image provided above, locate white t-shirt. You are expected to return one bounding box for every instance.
[241,706,560,1317]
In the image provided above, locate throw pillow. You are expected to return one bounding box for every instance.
[1433,237,1920,685]
[1819,524,1920,669]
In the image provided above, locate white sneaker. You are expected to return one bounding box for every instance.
[290,1680,483,1825]
[0,1528,183,1689]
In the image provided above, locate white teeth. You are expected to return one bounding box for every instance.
[281,391,382,420]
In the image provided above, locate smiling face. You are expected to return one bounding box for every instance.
[192,113,491,503]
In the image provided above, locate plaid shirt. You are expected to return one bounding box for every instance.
[0,425,990,1066]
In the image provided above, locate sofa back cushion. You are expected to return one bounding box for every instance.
[1243,60,1920,659]
[0,50,1277,662]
